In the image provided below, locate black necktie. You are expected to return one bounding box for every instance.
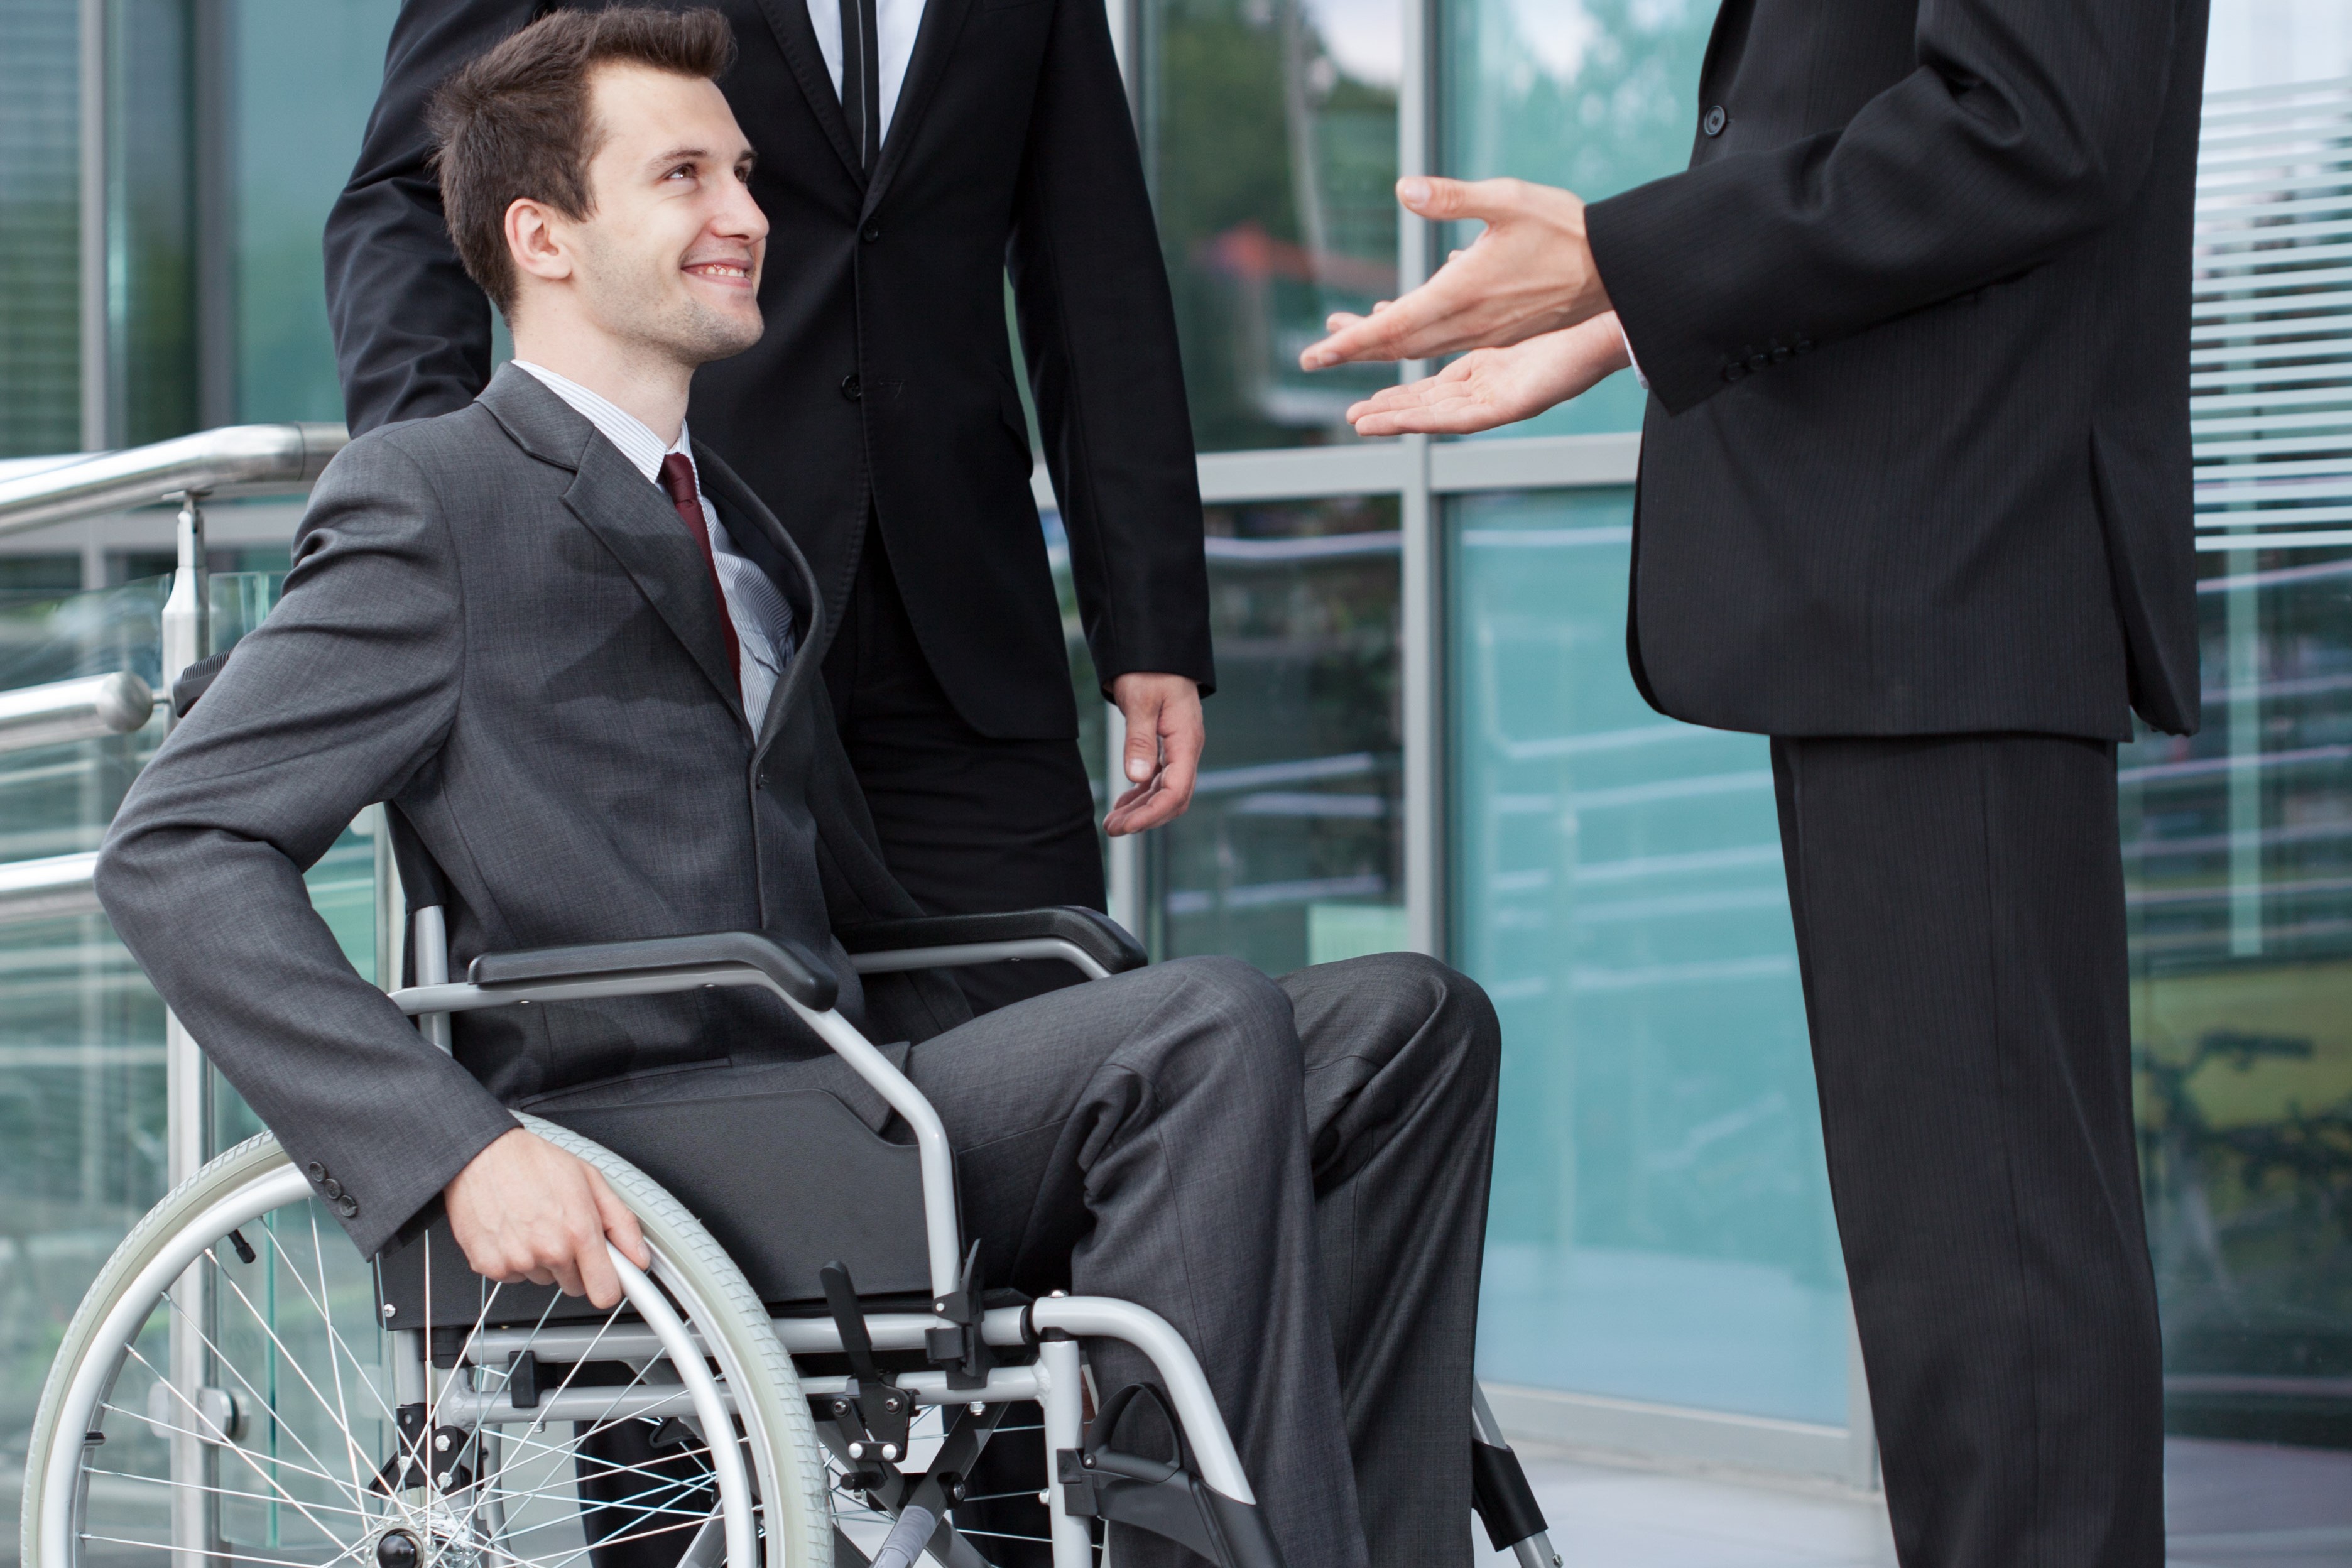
[838,0,881,168]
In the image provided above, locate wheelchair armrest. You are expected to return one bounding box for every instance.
[836,906,1148,978]
[468,930,838,1011]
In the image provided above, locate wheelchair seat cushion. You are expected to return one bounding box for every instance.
[377,1057,934,1327]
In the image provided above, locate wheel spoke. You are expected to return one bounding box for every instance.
[488,1477,718,1540]
[121,1342,368,1547]
[95,1401,355,1500]
[80,1466,378,1523]
[79,1533,374,1568]
[57,1155,793,1568]
[466,1323,667,1518]
[160,1277,375,1514]
[530,1508,714,1568]
[303,1206,377,1511]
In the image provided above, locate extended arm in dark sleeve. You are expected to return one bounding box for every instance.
[325,0,539,433]
[1585,0,2184,413]
[1006,0,1214,695]
[95,438,517,1257]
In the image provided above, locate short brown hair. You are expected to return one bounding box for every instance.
[428,7,737,315]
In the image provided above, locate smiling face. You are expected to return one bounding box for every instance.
[555,62,768,369]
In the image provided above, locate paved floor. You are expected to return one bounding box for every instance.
[1474,1437,2352,1568]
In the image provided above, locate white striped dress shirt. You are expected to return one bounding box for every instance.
[513,360,796,725]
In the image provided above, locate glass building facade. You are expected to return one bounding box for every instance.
[3,0,2352,1547]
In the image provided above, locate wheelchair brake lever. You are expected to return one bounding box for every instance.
[820,1261,882,1385]
[820,1261,913,1464]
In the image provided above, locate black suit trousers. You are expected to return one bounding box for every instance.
[1771,734,2164,1568]
[824,525,1106,1012]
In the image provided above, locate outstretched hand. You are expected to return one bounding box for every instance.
[1300,177,1611,369]
[1346,313,1633,436]
[444,1127,650,1309]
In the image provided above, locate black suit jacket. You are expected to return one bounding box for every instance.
[1585,0,2208,741]
[325,0,1212,741]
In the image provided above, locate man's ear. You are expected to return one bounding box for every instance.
[506,197,574,286]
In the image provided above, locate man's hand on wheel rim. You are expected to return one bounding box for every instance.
[1300,177,1613,368]
[1106,673,1203,837]
[444,1127,650,1309]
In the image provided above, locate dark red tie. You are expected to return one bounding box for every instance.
[658,453,741,685]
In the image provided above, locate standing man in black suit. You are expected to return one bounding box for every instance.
[327,0,1210,999]
[1305,0,2208,1563]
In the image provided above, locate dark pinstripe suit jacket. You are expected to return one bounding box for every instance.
[1587,0,2209,742]
[97,368,966,1256]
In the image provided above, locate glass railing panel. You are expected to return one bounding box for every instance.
[2123,546,2352,1449]
[1447,487,1847,1426]
[1135,0,1402,451]
[0,569,376,1493]
[1140,495,1404,972]
[0,577,173,1496]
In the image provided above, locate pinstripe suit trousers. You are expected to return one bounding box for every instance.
[1772,734,2165,1568]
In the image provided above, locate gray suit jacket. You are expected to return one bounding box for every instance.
[97,366,969,1258]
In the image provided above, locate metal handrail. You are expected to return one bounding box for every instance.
[0,852,102,925]
[0,422,347,538]
[0,422,350,933]
[0,672,158,757]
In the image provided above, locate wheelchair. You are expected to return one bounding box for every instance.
[22,825,1562,1568]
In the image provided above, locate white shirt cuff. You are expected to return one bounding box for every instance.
[1619,321,1648,391]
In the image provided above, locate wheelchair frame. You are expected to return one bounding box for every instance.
[27,881,1560,1568]
[388,906,1282,1568]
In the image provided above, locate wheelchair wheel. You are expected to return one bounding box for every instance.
[21,1119,832,1568]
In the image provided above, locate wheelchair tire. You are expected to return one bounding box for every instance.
[21,1118,832,1568]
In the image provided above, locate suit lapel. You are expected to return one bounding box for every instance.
[753,0,864,185]
[863,0,975,217]
[563,439,751,727]
[694,442,834,760]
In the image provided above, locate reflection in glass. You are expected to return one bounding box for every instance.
[1141,496,1402,972]
[2123,548,2352,1449]
[0,574,374,1484]
[0,579,172,1495]
[0,0,82,457]
[1437,0,1714,437]
[232,0,403,422]
[1448,489,1846,1424]
[113,0,199,447]
[1136,0,1401,450]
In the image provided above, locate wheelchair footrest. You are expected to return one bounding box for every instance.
[1056,1447,1281,1568]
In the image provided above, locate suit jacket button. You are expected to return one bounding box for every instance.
[841,374,863,401]
[322,1177,345,1199]
[306,1161,327,1181]
[756,771,771,789]
[1703,104,1728,136]
[862,225,881,243]
[335,1195,360,1219]
[1723,362,1746,383]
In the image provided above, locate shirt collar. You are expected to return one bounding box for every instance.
[511,359,696,489]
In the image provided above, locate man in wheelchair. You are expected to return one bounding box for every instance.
[93,11,1503,1568]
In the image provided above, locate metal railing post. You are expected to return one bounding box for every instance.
[161,492,219,1568]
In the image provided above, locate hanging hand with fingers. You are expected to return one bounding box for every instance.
[1345,313,1633,436]
[1104,672,1204,837]
[444,1127,651,1309]
[1300,177,1611,369]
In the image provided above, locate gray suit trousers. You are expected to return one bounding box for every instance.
[904,952,1501,1568]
